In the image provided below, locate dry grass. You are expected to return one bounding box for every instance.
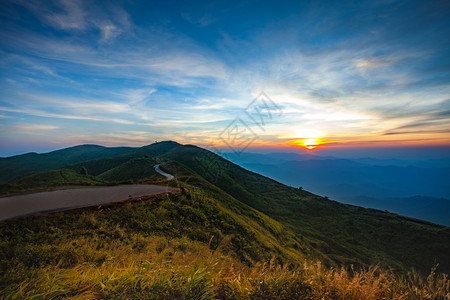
[2,236,449,299]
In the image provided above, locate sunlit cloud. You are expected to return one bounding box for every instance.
[0,124,59,132]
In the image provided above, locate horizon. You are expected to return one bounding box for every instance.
[1,0,449,158]
[2,141,450,162]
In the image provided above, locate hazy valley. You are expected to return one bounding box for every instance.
[225,152,450,226]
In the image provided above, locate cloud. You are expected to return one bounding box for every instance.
[146,52,228,80]
[0,30,228,89]
[46,0,86,30]
[0,124,59,133]
[99,24,121,43]
[115,88,157,105]
[0,106,136,125]
[10,0,131,43]
[8,93,131,114]
[16,124,59,131]
[11,0,86,31]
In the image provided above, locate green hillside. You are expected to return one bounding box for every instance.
[3,186,448,299]
[0,168,105,195]
[0,145,135,182]
[0,141,449,298]
[98,157,159,182]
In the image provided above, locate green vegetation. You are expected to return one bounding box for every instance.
[98,157,159,183]
[0,169,105,195]
[1,190,449,299]
[79,166,88,176]
[0,145,135,182]
[0,141,449,298]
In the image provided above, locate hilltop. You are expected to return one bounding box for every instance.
[0,141,449,298]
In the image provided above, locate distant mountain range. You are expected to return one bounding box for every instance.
[224,152,450,226]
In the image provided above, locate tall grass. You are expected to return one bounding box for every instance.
[2,237,449,299]
[1,187,449,299]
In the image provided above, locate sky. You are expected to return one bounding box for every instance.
[0,0,449,157]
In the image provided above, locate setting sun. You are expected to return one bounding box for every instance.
[288,137,323,150]
[303,138,320,150]
[288,129,324,150]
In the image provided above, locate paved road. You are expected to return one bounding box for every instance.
[0,184,172,221]
[154,164,174,180]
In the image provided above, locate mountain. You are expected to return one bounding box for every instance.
[0,141,183,183]
[1,141,449,298]
[341,195,450,227]
[224,152,450,225]
[0,145,135,182]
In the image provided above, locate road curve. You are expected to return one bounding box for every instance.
[0,184,172,221]
[154,164,174,180]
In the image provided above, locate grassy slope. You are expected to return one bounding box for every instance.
[162,145,450,275]
[98,157,159,182]
[0,169,105,195]
[0,180,309,295]
[1,180,448,299]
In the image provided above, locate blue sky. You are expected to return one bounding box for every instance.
[0,0,449,156]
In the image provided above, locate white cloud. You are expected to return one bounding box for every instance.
[99,24,121,43]
[13,0,131,43]
[0,106,135,125]
[46,0,86,30]
[144,52,228,81]
[17,124,59,131]
[15,94,131,114]
[0,124,59,133]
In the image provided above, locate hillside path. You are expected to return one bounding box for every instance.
[154,164,174,180]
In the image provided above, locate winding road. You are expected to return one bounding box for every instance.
[0,167,176,222]
[154,164,174,180]
[0,184,172,221]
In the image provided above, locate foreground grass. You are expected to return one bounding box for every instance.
[1,189,449,299]
[2,241,449,299]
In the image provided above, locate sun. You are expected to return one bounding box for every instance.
[289,137,323,150]
[288,129,324,150]
[303,138,319,150]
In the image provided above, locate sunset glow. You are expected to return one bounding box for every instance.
[288,138,324,150]
[303,138,320,150]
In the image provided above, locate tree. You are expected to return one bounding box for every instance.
[80,166,88,176]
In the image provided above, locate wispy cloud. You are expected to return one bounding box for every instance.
[0,106,135,125]
[46,0,86,30]
[0,123,59,133]
[11,0,132,43]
